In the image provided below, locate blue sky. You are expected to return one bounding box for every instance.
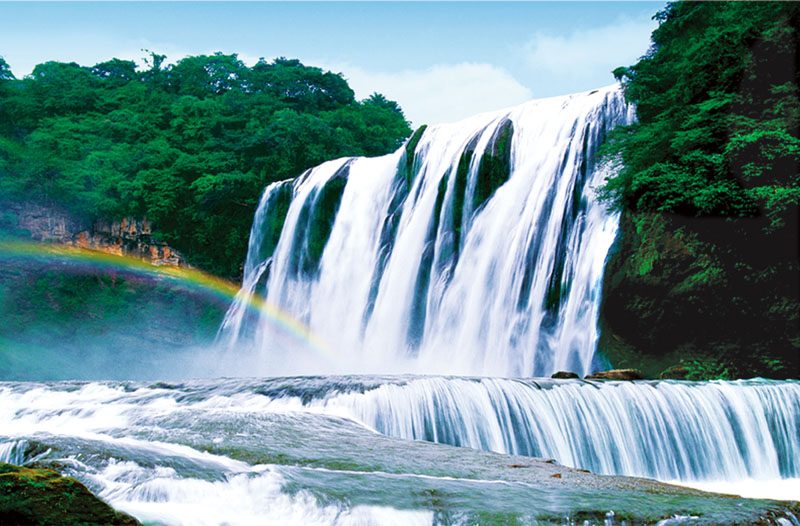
[0,2,664,125]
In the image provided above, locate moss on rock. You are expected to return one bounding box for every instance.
[0,463,139,526]
[290,161,351,277]
[402,125,428,190]
[472,118,514,213]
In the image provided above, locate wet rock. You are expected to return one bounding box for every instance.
[551,371,580,379]
[585,368,644,380]
[0,463,140,526]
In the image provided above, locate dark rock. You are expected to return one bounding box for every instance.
[660,366,691,380]
[0,463,140,526]
[551,371,580,379]
[585,368,644,381]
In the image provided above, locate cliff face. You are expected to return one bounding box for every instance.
[2,202,187,267]
[0,204,228,380]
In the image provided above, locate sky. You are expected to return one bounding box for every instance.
[0,2,664,126]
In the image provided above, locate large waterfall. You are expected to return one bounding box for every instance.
[211,86,800,505]
[220,85,634,377]
[3,86,797,526]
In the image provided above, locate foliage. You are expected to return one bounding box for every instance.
[606,2,799,220]
[0,53,412,277]
[600,2,799,378]
[679,359,732,382]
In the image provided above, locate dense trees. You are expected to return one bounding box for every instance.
[600,2,799,378]
[0,53,412,276]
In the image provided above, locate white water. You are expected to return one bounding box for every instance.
[93,461,433,526]
[220,85,634,377]
[4,86,797,524]
[1,378,799,509]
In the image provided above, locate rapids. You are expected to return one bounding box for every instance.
[1,377,799,525]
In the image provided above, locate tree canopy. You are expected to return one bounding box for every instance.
[606,2,799,224]
[0,53,412,277]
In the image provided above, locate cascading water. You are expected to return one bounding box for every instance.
[213,85,800,506]
[290,377,800,491]
[219,85,634,377]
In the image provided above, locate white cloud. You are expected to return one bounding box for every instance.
[324,62,533,127]
[523,17,656,91]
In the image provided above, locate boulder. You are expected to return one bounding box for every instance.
[551,371,580,379]
[585,369,644,381]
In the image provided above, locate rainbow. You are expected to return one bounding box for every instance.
[0,238,336,365]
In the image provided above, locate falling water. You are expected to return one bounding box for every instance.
[220,85,634,377]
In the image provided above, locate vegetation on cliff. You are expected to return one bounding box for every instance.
[0,54,412,277]
[601,2,799,379]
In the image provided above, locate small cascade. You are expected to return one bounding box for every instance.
[0,440,30,466]
[1,377,797,499]
[220,86,635,377]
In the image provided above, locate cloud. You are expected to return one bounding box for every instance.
[325,62,534,127]
[523,17,656,90]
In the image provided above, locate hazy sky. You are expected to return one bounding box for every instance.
[0,2,664,126]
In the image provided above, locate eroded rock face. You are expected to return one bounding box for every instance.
[0,463,140,526]
[4,202,88,243]
[585,369,644,381]
[2,202,187,267]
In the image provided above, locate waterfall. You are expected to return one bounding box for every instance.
[276,376,800,488]
[211,86,800,501]
[2,377,798,501]
[220,85,635,377]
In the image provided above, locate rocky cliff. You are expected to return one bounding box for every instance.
[2,201,187,267]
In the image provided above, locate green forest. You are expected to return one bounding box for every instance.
[0,1,797,380]
[0,53,412,277]
[600,1,799,379]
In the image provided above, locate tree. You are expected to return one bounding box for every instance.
[0,57,14,81]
